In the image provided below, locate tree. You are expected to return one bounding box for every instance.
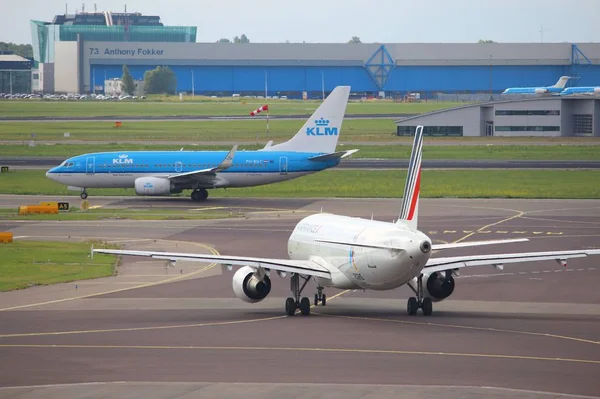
[348,36,361,44]
[121,65,135,95]
[233,34,250,43]
[0,42,33,58]
[217,38,231,43]
[478,39,495,43]
[143,66,177,95]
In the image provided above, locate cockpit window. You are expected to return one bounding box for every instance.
[65,162,74,168]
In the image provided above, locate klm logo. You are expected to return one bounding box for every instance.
[306,117,338,136]
[113,154,134,164]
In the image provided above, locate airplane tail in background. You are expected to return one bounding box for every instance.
[552,76,571,88]
[397,125,424,231]
[260,86,351,154]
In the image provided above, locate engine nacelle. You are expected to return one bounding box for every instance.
[534,88,548,94]
[423,270,455,302]
[134,177,173,196]
[232,266,272,303]
[594,87,600,94]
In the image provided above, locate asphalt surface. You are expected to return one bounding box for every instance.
[0,197,599,398]
[3,157,600,170]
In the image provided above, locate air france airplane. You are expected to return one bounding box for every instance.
[94,125,600,317]
[502,76,570,95]
[46,86,357,201]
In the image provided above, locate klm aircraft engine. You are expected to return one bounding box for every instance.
[232,266,272,303]
[134,177,180,196]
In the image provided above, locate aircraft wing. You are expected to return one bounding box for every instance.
[167,145,237,182]
[424,248,600,274]
[93,248,332,279]
[431,238,529,250]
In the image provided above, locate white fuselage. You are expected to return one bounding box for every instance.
[287,213,432,291]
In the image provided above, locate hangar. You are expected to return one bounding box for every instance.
[394,97,600,137]
[30,11,600,96]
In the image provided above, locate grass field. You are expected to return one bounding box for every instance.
[0,119,398,142]
[0,99,463,118]
[0,240,117,291]
[0,208,238,221]
[1,169,598,199]
[2,142,599,160]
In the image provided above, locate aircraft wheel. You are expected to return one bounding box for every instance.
[80,192,88,200]
[299,297,310,315]
[314,293,319,306]
[198,188,209,200]
[407,297,418,316]
[321,294,326,306]
[285,298,296,316]
[422,297,433,316]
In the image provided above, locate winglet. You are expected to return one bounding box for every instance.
[397,125,424,230]
[216,145,237,171]
[263,140,273,149]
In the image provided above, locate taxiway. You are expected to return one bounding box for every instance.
[0,197,599,398]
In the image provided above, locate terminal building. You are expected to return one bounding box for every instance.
[27,10,600,98]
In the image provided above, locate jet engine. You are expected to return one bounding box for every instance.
[232,266,272,303]
[134,177,174,196]
[534,88,548,94]
[423,270,455,302]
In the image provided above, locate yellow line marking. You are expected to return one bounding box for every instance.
[0,344,597,365]
[0,241,220,312]
[313,313,600,346]
[189,207,226,211]
[452,209,524,244]
[0,316,285,338]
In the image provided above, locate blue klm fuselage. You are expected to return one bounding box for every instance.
[46,149,340,190]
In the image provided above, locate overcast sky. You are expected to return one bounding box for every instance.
[2,0,599,45]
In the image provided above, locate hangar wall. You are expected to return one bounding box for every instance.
[54,41,79,93]
[71,41,600,95]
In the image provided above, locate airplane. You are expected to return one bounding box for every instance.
[46,86,357,201]
[560,86,600,96]
[93,125,600,317]
[501,76,571,95]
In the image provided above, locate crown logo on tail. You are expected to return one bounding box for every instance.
[315,117,330,126]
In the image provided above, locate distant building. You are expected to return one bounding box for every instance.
[104,77,145,96]
[0,54,33,94]
[30,9,195,93]
[394,97,600,137]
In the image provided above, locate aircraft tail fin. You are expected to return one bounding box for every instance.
[260,86,350,154]
[552,76,570,88]
[397,125,424,230]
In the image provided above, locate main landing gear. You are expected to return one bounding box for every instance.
[285,273,311,316]
[80,190,88,200]
[407,274,433,316]
[190,188,208,201]
[314,286,326,306]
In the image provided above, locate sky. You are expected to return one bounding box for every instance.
[2,0,600,45]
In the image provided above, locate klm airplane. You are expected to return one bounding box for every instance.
[501,76,570,95]
[560,86,600,96]
[46,86,357,201]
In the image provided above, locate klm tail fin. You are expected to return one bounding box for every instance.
[260,86,350,153]
[397,125,424,230]
[552,76,570,89]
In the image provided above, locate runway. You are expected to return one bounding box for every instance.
[3,156,600,170]
[0,197,599,398]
